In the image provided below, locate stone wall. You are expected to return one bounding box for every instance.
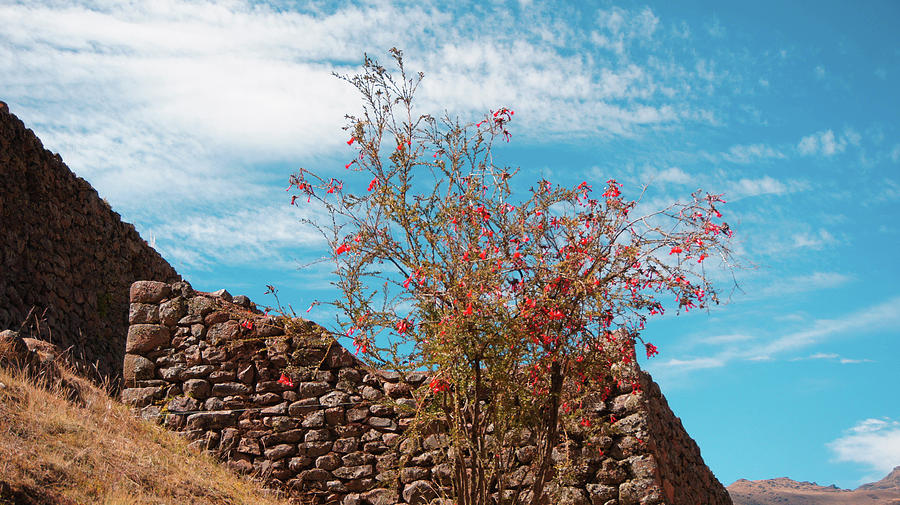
[0,102,180,379]
[122,280,732,505]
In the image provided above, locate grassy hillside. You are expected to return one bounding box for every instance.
[0,365,296,505]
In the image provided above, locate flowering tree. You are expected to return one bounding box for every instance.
[288,49,735,505]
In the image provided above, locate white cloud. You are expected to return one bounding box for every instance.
[789,352,872,364]
[151,203,327,270]
[722,143,785,164]
[759,271,852,297]
[791,229,838,250]
[655,296,900,374]
[828,418,900,477]
[815,65,826,80]
[797,129,847,157]
[727,175,807,199]
[0,0,724,218]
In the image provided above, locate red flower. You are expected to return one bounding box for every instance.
[240,319,254,330]
[669,246,682,255]
[277,373,294,388]
[645,343,659,358]
[335,243,350,255]
[580,417,591,428]
[429,377,449,393]
[463,303,473,316]
[368,178,378,191]
[347,137,356,145]
[396,319,411,334]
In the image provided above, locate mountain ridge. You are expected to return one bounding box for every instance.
[728,466,900,505]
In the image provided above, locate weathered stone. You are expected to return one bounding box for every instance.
[289,398,319,417]
[557,487,590,505]
[299,381,331,398]
[166,396,200,413]
[586,484,618,505]
[402,480,438,505]
[182,364,215,379]
[360,385,382,401]
[237,437,262,455]
[333,464,374,480]
[302,409,326,428]
[211,288,232,301]
[347,407,369,423]
[183,379,211,399]
[0,330,29,366]
[299,441,333,458]
[333,437,359,454]
[325,407,345,425]
[123,353,155,382]
[361,489,398,505]
[129,303,159,324]
[619,478,662,505]
[400,466,430,483]
[305,429,331,442]
[320,390,349,407]
[186,411,234,430]
[264,443,297,460]
[261,402,289,415]
[212,382,251,397]
[207,320,239,345]
[125,324,170,353]
[158,297,187,326]
[301,468,331,481]
[130,281,171,303]
[121,386,161,407]
[316,453,342,471]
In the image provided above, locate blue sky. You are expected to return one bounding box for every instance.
[2,0,898,490]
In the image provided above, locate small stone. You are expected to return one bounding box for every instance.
[305,429,331,442]
[320,390,349,407]
[211,288,232,301]
[334,464,374,480]
[183,379,211,399]
[333,437,359,453]
[302,410,326,428]
[402,480,437,505]
[212,382,251,397]
[264,444,297,460]
[233,295,251,307]
[586,484,617,505]
[120,386,161,407]
[316,453,342,471]
[298,381,330,398]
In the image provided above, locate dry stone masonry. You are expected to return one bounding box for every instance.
[122,280,732,505]
[0,102,179,379]
[1,99,731,505]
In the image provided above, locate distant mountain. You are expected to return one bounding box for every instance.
[727,467,900,505]
[858,467,900,492]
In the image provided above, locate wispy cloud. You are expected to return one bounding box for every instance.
[0,0,734,229]
[722,143,786,164]
[726,175,807,200]
[797,129,852,157]
[789,352,873,364]
[657,296,900,372]
[828,418,900,479]
[757,271,852,297]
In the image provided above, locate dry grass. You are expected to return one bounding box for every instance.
[0,365,296,505]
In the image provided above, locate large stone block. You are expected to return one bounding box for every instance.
[125,324,170,353]
[130,281,171,303]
